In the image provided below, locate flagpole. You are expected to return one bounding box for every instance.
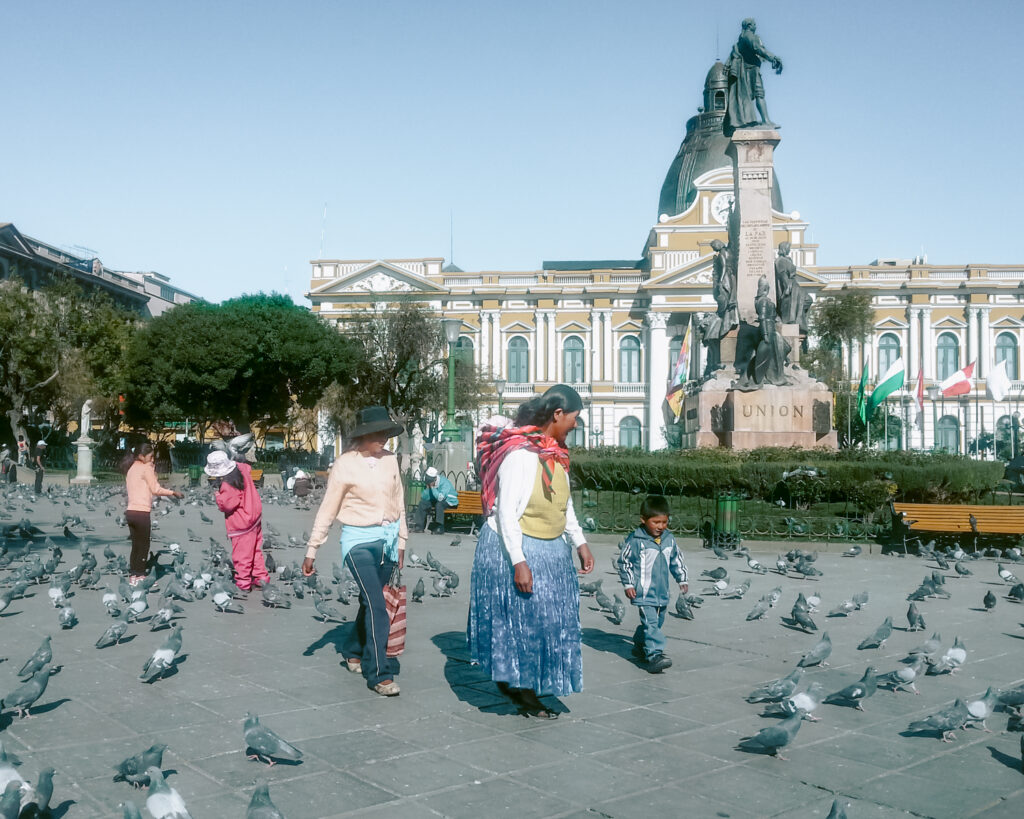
[884,397,888,450]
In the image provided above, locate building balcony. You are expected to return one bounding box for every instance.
[612,383,649,396]
[503,382,537,396]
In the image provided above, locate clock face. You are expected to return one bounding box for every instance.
[710,192,734,225]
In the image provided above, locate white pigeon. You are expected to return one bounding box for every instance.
[144,766,192,819]
[102,588,121,614]
[806,594,821,612]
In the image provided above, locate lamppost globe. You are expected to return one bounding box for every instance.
[442,318,462,345]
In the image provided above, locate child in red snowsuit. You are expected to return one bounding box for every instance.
[206,451,270,591]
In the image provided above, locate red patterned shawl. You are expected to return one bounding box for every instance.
[476,424,570,517]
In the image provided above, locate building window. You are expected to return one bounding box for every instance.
[455,336,474,366]
[936,333,960,381]
[619,336,641,383]
[935,415,959,453]
[562,336,585,383]
[714,90,725,111]
[566,416,585,449]
[619,416,642,448]
[995,332,1019,380]
[507,336,529,383]
[159,285,175,302]
[878,333,901,376]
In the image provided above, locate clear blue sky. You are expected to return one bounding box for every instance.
[3,1,1022,304]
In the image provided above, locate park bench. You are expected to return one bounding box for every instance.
[892,502,1024,535]
[314,470,329,488]
[250,468,264,488]
[444,490,484,534]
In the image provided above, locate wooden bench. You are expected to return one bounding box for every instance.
[444,490,484,533]
[892,502,1024,535]
[250,468,264,488]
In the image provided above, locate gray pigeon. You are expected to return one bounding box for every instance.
[58,605,77,628]
[212,590,243,613]
[880,655,926,694]
[431,576,450,598]
[144,766,192,818]
[927,636,967,675]
[797,632,832,667]
[824,667,878,710]
[857,616,893,649]
[595,587,614,611]
[790,606,817,633]
[114,743,168,788]
[243,712,303,766]
[983,589,997,611]
[610,595,626,625]
[21,765,54,816]
[140,625,183,682]
[763,681,826,722]
[119,802,144,819]
[908,698,970,741]
[247,782,286,819]
[828,599,857,617]
[906,602,926,632]
[907,631,942,658]
[851,590,870,609]
[261,584,291,609]
[0,782,22,819]
[411,577,425,603]
[746,667,803,703]
[736,710,805,760]
[96,613,131,648]
[674,595,694,620]
[746,597,770,621]
[18,636,52,678]
[965,687,999,731]
[1,665,50,718]
[313,596,344,622]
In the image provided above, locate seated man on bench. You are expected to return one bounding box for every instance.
[414,466,458,534]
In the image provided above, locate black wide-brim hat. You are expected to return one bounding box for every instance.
[348,406,404,440]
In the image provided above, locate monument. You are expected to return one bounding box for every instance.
[682,20,837,450]
[71,399,97,485]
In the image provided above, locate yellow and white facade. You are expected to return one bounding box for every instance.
[306,63,1024,455]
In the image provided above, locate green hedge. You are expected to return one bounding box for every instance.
[569,447,1004,508]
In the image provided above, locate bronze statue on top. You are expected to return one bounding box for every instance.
[726,18,783,131]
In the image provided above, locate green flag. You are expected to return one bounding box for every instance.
[856,361,869,424]
[868,358,905,416]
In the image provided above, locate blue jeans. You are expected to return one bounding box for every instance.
[632,605,667,660]
[343,539,399,688]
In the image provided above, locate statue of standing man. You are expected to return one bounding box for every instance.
[726,18,783,131]
[775,242,799,324]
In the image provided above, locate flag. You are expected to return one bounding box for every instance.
[666,387,684,421]
[940,361,975,397]
[856,361,869,424]
[987,358,1011,402]
[665,319,692,421]
[914,369,924,426]
[868,358,905,416]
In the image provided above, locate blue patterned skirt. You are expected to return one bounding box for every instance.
[467,524,583,697]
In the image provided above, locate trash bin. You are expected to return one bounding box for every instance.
[187,465,203,487]
[713,491,742,550]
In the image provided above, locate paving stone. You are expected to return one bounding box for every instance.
[420,776,575,818]
[593,784,755,819]
[507,757,654,806]
[346,749,491,796]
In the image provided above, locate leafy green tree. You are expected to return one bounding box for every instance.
[811,290,874,381]
[124,294,357,435]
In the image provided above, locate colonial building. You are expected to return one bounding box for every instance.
[306,63,1024,456]
[0,222,199,316]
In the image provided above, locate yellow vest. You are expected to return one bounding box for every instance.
[519,461,570,539]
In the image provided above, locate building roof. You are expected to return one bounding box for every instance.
[542,260,641,271]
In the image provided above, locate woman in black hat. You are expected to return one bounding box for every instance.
[303,407,408,697]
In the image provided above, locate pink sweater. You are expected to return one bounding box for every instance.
[126,461,175,512]
[215,462,263,534]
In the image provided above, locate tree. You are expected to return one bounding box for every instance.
[319,304,486,436]
[124,294,358,435]
[811,289,874,381]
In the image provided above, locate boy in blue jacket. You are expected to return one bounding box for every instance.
[617,495,688,673]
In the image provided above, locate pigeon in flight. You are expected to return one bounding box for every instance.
[243,713,303,766]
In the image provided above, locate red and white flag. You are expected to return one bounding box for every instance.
[914,369,924,425]
[939,361,975,397]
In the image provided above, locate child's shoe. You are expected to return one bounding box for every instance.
[631,644,646,660]
[646,654,673,674]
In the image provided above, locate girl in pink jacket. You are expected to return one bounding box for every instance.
[205,451,270,591]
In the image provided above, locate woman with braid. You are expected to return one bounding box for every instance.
[467,384,594,718]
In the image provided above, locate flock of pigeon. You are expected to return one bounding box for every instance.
[0,474,466,818]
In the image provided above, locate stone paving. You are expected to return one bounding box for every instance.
[1,476,1022,817]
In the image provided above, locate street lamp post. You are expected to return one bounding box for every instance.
[494,377,506,416]
[442,318,462,442]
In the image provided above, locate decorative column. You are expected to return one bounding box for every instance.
[497,324,506,380]
[645,311,669,451]
[921,308,934,380]
[480,312,493,377]
[546,310,557,382]
[534,313,545,383]
[980,306,991,377]
[908,308,921,382]
[602,311,613,382]
[590,309,601,383]
[967,307,979,372]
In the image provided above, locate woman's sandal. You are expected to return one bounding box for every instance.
[344,658,362,674]
[498,684,558,719]
[374,680,400,697]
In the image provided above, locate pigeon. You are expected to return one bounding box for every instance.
[313,596,344,623]
[96,613,131,648]
[595,586,614,611]
[907,631,942,658]
[798,632,832,667]
[880,655,926,694]
[150,597,185,630]
[746,556,767,574]
[763,681,826,722]
[246,783,286,819]
[736,710,805,760]
[908,698,970,741]
[851,590,870,609]
[0,741,25,794]
[998,563,1019,584]
[701,566,728,581]
[243,712,303,766]
[20,764,55,816]
[953,560,972,577]
[610,595,626,625]
[260,584,291,609]
[983,589,997,611]
[828,599,857,617]
[0,590,13,615]
[58,605,77,628]
[449,535,462,548]
[431,576,450,597]
[746,668,804,703]
[1008,582,1024,602]
[927,636,967,675]
[0,783,22,819]
[213,590,243,613]
[411,577,425,603]
[102,587,122,616]
[113,744,168,788]
[824,667,878,710]
[857,616,893,649]
[0,665,50,718]
[841,545,861,557]
[126,592,149,622]
[722,579,751,600]
[144,766,192,818]
[998,685,1024,713]
[906,601,926,632]
[18,636,52,678]
[746,597,770,621]
[579,578,602,596]
[674,595,694,620]
[965,687,999,731]
[140,625,183,682]
[775,555,789,574]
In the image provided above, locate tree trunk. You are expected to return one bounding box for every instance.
[6,405,28,443]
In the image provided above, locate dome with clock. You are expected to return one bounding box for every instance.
[657,61,784,219]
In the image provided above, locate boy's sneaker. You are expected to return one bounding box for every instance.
[646,654,673,674]
[631,644,646,660]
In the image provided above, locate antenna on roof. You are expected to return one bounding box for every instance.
[319,202,327,259]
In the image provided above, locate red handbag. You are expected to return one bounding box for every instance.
[383,567,407,657]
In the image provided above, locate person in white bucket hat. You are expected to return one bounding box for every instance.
[206,450,270,591]
[413,466,458,534]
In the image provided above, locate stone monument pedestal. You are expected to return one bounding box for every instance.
[71,436,96,485]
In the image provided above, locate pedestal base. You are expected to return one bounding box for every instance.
[681,379,837,450]
[71,437,96,485]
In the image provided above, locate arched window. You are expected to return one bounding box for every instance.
[455,336,474,366]
[878,333,901,377]
[936,333,960,381]
[714,90,726,111]
[562,336,585,383]
[566,416,585,449]
[507,337,529,383]
[995,332,1019,380]
[619,336,641,383]
[668,334,685,380]
[619,416,642,449]
[935,415,960,453]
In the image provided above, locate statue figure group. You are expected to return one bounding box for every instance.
[726,19,783,131]
[701,239,739,375]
